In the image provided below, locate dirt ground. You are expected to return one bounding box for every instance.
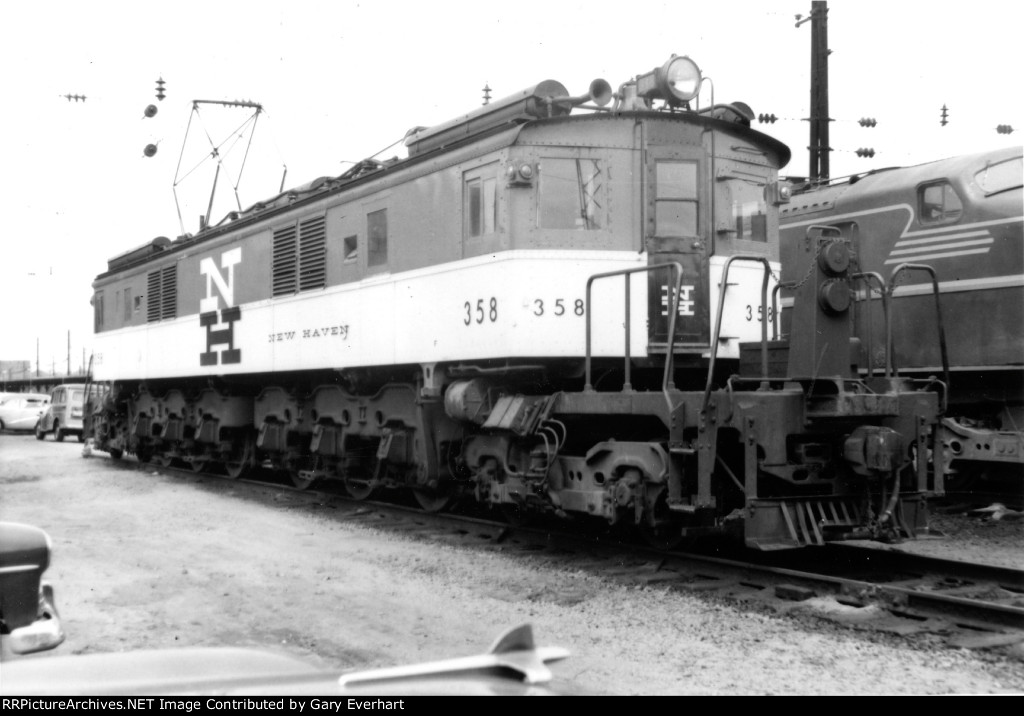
[1,433,1022,695]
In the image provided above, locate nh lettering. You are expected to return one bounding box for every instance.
[199,248,243,366]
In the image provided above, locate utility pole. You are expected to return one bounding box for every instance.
[798,1,831,180]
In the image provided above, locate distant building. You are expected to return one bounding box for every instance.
[1,360,33,383]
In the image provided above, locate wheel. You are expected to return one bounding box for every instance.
[78,432,85,443]
[223,437,254,480]
[109,448,124,460]
[154,452,174,468]
[290,471,316,491]
[189,456,209,474]
[639,519,685,551]
[412,487,451,513]
[340,452,379,500]
[35,423,45,440]
[343,475,376,500]
[0,419,6,431]
[499,502,534,527]
[54,424,65,442]
[638,485,685,551]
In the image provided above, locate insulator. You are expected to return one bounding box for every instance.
[143,144,158,158]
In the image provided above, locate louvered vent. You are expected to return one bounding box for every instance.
[272,225,298,297]
[298,216,327,291]
[147,270,161,322]
[160,265,176,319]
[146,264,178,322]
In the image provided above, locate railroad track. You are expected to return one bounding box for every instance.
[131,458,1024,657]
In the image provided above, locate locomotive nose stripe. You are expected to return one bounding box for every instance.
[893,229,990,246]
[882,247,991,265]
[889,237,993,256]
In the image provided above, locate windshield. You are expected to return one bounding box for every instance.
[539,158,606,230]
[976,156,1023,195]
[721,177,769,242]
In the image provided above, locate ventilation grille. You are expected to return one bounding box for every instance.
[298,216,326,291]
[272,225,298,297]
[147,264,177,322]
[273,216,326,296]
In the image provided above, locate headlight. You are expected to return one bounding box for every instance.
[659,55,702,103]
[634,55,703,105]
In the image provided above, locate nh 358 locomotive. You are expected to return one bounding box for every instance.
[780,147,1023,495]
[86,55,946,549]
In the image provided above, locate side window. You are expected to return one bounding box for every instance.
[976,157,1023,195]
[539,158,606,230]
[655,161,698,237]
[124,287,132,321]
[720,174,769,242]
[919,181,963,223]
[367,209,388,267]
[94,291,104,332]
[343,235,358,263]
[464,164,499,238]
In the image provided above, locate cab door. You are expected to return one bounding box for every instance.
[646,152,709,350]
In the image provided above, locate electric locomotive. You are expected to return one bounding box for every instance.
[86,55,946,549]
[780,147,1023,493]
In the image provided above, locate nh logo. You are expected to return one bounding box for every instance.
[199,248,242,366]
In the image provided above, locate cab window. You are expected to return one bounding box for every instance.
[722,177,768,242]
[655,160,698,237]
[539,158,606,230]
[919,181,963,223]
[975,156,1023,196]
[367,209,388,267]
[464,164,499,238]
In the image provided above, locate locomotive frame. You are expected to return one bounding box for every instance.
[85,55,947,549]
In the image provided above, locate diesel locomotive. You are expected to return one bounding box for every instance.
[85,55,946,549]
[780,147,1023,493]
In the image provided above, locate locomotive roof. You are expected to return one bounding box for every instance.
[101,89,790,277]
[780,145,1022,221]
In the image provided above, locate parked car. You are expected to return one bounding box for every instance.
[0,522,65,657]
[0,522,577,695]
[2,621,573,695]
[35,384,91,442]
[0,393,50,432]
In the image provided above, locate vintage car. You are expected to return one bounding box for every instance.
[35,384,90,442]
[0,522,575,695]
[0,522,65,657]
[0,393,50,432]
[1,622,574,695]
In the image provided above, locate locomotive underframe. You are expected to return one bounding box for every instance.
[86,364,939,550]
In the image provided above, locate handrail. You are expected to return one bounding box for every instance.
[584,262,685,410]
[886,263,951,406]
[850,271,886,380]
[701,255,773,418]
[770,281,794,341]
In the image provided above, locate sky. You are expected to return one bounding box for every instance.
[1,0,1021,375]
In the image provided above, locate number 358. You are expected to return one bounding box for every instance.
[464,297,498,325]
